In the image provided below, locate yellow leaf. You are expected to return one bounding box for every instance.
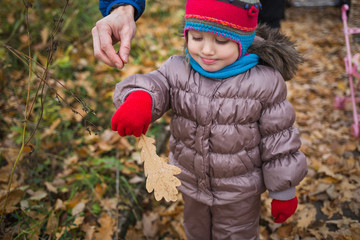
[23,143,35,153]
[138,135,181,202]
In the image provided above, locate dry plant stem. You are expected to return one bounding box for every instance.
[116,163,120,240]
[3,44,98,136]
[0,0,69,225]
[0,1,32,225]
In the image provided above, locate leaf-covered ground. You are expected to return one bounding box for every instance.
[0,1,360,239]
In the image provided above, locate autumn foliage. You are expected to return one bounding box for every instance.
[0,0,360,239]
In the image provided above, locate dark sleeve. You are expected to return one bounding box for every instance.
[99,0,145,20]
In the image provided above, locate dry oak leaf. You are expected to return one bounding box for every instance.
[93,213,115,240]
[138,134,181,202]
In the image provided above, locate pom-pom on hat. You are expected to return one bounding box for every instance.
[184,0,261,57]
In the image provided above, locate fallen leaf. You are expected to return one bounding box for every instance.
[72,202,86,216]
[138,134,181,202]
[29,190,47,201]
[45,211,58,235]
[44,181,58,193]
[296,204,317,229]
[100,198,117,211]
[23,143,35,153]
[93,213,115,240]
[142,212,159,238]
[81,222,96,240]
[66,190,87,209]
[94,183,106,200]
[0,189,23,214]
[54,199,66,211]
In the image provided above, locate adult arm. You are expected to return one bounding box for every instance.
[99,0,145,20]
[92,1,145,69]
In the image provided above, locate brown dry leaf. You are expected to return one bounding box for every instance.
[81,222,96,240]
[100,198,117,211]
[45,211,58,235]
[93,213,115,240]
[72,216,85,228]
[72,202,86,216]
[125,225,145,240]
[66,190,87,209]
[138,134,181,202]
[296,204,317,229]
[276,224,293,238]
[29,190,47,201]
[0,189,23,214]
[94,183,106,201]
[142,212,160,238]
[44,181,58,193]
[0,164,11,182]
[23,143,35,153]
[56,227,66,240]
[97,140,113,152]
[54,199,66,211]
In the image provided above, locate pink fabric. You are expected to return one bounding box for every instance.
[185,0,259,32]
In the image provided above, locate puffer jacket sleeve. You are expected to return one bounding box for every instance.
[258,70,307,198]
[113,57,173,122]
[99,0,145,20]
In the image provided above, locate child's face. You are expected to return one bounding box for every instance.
[187,30,239,72]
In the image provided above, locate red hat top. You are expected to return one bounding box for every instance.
[184,0,261,56]
[185,0,260,33]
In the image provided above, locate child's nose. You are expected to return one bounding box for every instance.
[201,41,215,56]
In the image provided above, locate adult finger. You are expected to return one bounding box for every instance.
[96,23,125,69]
[119,30,133,64]
[92,27,116,67]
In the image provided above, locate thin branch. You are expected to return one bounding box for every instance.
[0,0,32,225]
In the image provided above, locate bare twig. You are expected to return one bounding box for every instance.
[0,0,74,225]
[3,44,99,137]
[0,0,33,225]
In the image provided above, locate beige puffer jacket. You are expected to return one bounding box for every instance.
[113,25,308,206]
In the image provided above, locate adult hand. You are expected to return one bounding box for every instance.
[92,5,136,69]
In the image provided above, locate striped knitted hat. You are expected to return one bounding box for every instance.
[184,0,261,57]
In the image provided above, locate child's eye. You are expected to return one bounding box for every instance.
[192,36,202,41]
[216,39,229,44]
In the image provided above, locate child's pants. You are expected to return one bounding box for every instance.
[182,194,261,240]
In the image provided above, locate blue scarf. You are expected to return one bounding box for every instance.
[188,53,259,79]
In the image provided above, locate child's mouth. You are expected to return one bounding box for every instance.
[201,58,216,64]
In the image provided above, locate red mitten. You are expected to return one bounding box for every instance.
[271,196,298,223]
[111,91,152,137]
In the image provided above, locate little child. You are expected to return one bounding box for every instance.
[111,0,308,239]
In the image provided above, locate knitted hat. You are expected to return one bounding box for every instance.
[184,0,261,57]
